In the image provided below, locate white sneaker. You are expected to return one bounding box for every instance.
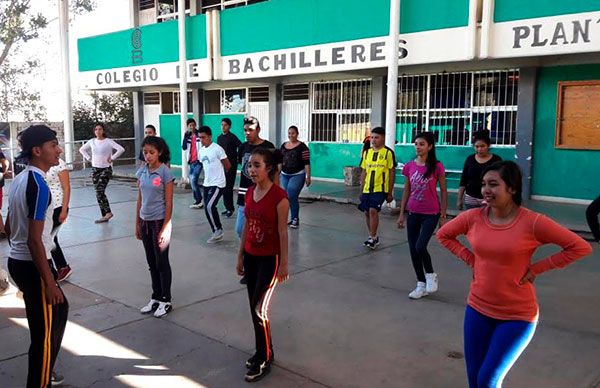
[408,282,429,299]
[207,229,224,243]
[140,299,159,314]
[153,302,172,318]
[189,201,204,209]
[425,273,438,293]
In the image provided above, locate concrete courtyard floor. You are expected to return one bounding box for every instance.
[1,178,599,388]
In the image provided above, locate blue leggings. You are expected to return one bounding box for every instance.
[464,305,536,388]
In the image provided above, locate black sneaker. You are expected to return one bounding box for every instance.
[246,353,274,368]
[239,276,247,285]
[51,371,64,386]
[365,237,380,250]
[222,210,234,218]
[244,360,271,382]
[289,218,299,229]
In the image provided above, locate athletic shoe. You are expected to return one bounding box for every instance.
[363,238,371,246]
[51,371,64,386]
[246,353,274,368]
[189,201,204,209]
[140,299,159,314]
[289,218,299,229]
[245,360,271,382]
[425,273,438,294]
[56,266,73,283]
[153,302,173,318]
[221,210,234,218]
[365,237,380,250]
[239,276,247,285]
[207,229,224,243]
[408,282,429,299]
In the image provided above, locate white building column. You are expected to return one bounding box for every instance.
[178,0,189,179]
[58,0,73,165]
[384,0,401,148]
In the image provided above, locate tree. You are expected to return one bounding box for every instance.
[73,92,133,140]
[0,0,95,121]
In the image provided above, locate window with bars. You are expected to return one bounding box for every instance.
[310,79,371,143]
[283,84,309,100]
[161,91,193,113]
[139,0,155,10]
[156,0,191,21]
[396,70,519,146]
[201,0,268,12]
[143,92,160,105]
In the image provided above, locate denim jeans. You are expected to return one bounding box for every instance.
[188,161,203,204]
[280,172,305,221]
[236,205,245,238]
[406,212,440,282]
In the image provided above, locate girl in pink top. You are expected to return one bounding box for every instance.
[437,161,592,388]
[397,132,448,299]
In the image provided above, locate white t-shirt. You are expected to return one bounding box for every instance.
[79,138,125,168]
[46,159,68,209]
[198,142,227,188]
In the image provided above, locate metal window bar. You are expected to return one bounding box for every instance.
[397,70,518,146]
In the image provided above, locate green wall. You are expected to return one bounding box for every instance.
[159,114,194,166]
[220,0,469,56]
[78,15,207,71]
[201,114,245,143]
[309,142,515,190]
[494,0,600,23]
[532,65,600,200]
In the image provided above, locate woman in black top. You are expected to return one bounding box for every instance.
[280,126,311,228]
[457,130,502,210]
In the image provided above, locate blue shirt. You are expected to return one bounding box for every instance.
[136,164,174,221]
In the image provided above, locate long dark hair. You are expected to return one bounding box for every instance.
[414,131,438,178]
[142,136,171,164]
[482,161,523,206]
[251,148,282,181]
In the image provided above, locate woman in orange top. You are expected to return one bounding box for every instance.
[437,161,592,388]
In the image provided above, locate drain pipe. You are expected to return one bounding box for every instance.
[385,0,400,148]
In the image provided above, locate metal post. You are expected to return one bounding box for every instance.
[385,0,400,148]
[178,0,189,179]
[58,0,74,166]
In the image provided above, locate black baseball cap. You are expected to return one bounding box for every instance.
[17,125,57,159]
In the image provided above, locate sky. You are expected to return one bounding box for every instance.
[17,0,131,121]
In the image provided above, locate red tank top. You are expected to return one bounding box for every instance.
[244,184,287,256]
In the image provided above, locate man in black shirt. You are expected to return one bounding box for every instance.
[217,118,242,218]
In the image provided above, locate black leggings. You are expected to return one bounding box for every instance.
[8,258,69,388]
[244,252,278,362]
[222,167,237,212]
[50,207,68,269]
[586,195,600,242]
[92,167,112,216]
[204,186,223,232]
[140,219,172,302]
[406,212,440,282]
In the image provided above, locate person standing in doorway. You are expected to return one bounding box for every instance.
[0,149,13,238]
[198,126,231,244]
[437,161,592,388]
[217,118,241,218]
[280,125,311,229]
[358,127,395,249]
[182,118,204,209]
[79,123,125,223]
[46,157,73,282]
[136,136,175,318]
[457,130,502,210]
[236,148,289,383]
[6,125,69,387]
[397,131,448,299]
[138,125,157,167]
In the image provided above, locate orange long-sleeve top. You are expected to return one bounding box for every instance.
[436,207,592,322]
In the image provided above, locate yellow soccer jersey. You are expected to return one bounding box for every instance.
[360,147,396,194]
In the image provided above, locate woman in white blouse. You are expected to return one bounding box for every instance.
[79,123,125,223]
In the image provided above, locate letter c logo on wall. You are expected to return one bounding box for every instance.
[131,28,143,64]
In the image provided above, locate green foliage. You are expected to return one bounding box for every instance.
[0,58,46,121]
[73,92,133,141]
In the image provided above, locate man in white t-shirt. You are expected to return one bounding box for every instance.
[198,126,231,243]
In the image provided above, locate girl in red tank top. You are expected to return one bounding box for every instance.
[236,148,289,383]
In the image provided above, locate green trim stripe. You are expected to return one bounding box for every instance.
[78,15,207,72]
[494,0,600,23]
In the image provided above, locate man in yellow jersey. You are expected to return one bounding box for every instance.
[358,127,395,249]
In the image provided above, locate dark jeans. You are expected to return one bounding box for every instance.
[244,252,278,362]
[586,195,600,242]
[92,167,112,216]
[406,212,440,282]
[8,258,69,388]
[188,161,204,204]
[280,172,305,221]
[140,219,172,302]
[464,306,536,388]
[204,186,223,232]
[50,207,68,269]
[223,167,237,212]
